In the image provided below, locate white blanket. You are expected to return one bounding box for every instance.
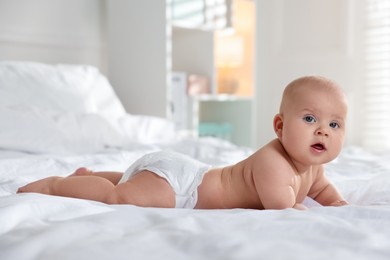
[1,145,390,260]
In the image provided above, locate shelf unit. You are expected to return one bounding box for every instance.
[190,95,253,147]
[170,0,256,147]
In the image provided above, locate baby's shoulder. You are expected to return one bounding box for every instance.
[252,139,290,161]
[247,140,293,171]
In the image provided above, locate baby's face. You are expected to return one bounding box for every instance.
[280,84,347,166]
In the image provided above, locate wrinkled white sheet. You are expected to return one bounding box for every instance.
[0,106,177,154]
[1,145,390,260]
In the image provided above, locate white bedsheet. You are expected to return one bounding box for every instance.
[1,145,390,260]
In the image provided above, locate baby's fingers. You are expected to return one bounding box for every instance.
[330,200,349,207]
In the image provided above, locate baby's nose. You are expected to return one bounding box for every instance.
[315,128,329,137]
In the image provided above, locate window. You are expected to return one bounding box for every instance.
[170,0,231,30]
[363,0,390,151]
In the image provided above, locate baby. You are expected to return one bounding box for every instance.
[18,75,349,210]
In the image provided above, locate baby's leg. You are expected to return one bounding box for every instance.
[105,170,175,208]
[17,176,58,195]
[69,167,123,185]
[17,176,117,203]
[17,170,175,208]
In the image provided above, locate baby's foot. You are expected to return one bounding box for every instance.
[69,167,93,177]
[17,176,60,195]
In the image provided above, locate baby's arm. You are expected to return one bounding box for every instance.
[258,183,297,209]
[253,162,298,210]
[312,183,348,206]
[309,166,348,206]
[250,141,307,210]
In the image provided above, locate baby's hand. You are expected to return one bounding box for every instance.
[293,203,308,210]
[329,200,349,207]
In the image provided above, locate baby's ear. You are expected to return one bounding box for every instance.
[273,114,283,138]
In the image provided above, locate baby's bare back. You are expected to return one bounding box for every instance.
[195,160,265,209]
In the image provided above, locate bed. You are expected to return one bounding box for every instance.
[0,60,390,260]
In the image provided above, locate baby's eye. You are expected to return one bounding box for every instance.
[303,115,316,123]
[329,121,340,129]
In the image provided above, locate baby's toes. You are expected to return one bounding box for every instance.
[17,185,27,193]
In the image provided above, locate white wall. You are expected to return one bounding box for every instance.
[106,0,168,117]
[172,27,215,90]
[0,0,103,68]
[255,0,366,148]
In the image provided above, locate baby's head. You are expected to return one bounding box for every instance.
[274,76,348,166]
[279,76,347,115]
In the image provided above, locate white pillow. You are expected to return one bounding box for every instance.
[0,60,126,118]
[0,106,124,154]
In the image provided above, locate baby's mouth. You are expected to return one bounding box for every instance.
[311,143,326,151]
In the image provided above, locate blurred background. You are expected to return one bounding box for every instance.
[0,0,388,151]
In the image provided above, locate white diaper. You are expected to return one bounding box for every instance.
[118,151,211,209]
